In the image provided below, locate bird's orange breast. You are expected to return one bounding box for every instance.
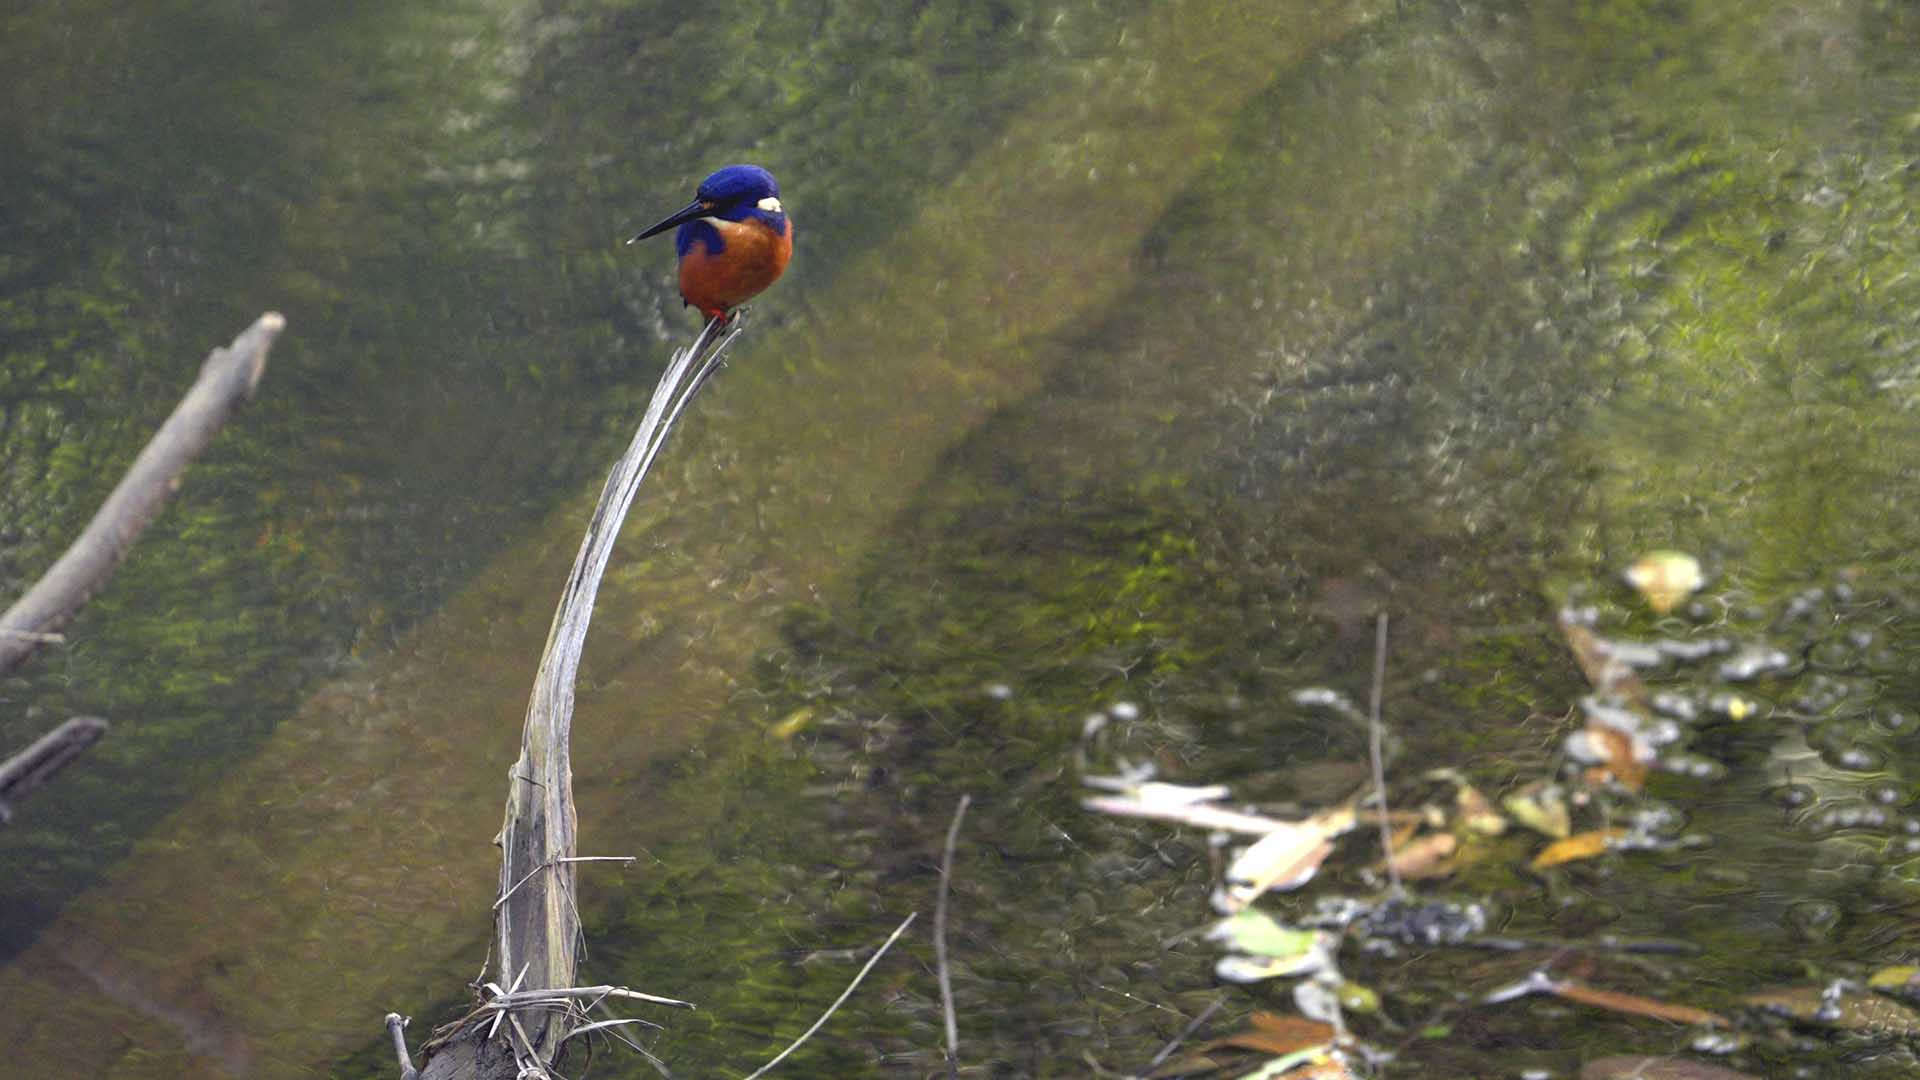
[678,217,793,319]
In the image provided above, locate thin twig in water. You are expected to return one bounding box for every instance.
[1368,612,1399,892]
[936,795,971,1076]
[741,912,918,1080]
[1094,983,1187,1016]
[1142,994,1225,1073]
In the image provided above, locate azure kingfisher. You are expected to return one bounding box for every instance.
[627,164,792,321]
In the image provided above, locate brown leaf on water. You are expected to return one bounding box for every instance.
[1386,816,1422,852]
[1207,1012,1336,1057]
[1249,1011,1338,1039]
[1580,1055,1760,1080]
[1547,977,1728,1027]
[1561,621,1649,705]
[1582,724,1648,792]
[1384,832,1458,881]
[1530,828,1626,870]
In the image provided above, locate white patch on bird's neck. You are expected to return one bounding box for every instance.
[757,196,783,212]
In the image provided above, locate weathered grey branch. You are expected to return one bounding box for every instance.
[0,312,285,677]
[487,984,693,1012]
[0,715,108,824]
[406,314,749,1079]
[384,1014,419,1080]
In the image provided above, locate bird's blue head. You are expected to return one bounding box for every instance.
[629,164,788,256]
[696,164,780,212]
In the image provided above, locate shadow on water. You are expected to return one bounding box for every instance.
[7,0,1920,1077]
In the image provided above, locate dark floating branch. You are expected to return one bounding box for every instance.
[0,312,286,677]
[397,314,751,1079]
[0,715,108,824]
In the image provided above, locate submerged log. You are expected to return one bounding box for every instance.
[0,716,108,824]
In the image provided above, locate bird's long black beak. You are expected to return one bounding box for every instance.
[627,199,710,245]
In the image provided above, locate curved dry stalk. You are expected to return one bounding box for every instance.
[393,314,751,1079]
[493,314,748,1067]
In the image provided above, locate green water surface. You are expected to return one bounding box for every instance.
[5,1,1920,1077]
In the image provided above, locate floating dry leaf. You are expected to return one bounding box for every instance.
[1224,834,1335,908]
[1335,980,1380,1014]
[1580,1055,1760,1080]
[1580,724,1648,792]
[768,707,813,739]
[1504,781,1572,839]
[1625,550,1704,614]
[1386,815,1422,852]
[1743,984,1920,1036]
[1561,621,1650,704]
[1208,911,1323,960]
[1455,784,1507,836]
[1207,915,1335,985]
[1207,1013,1336,1058]
[1220,806,1356,909]
[1384,832,1458,881]
[1530,828,1626,870]
[1869,966,1920,993]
